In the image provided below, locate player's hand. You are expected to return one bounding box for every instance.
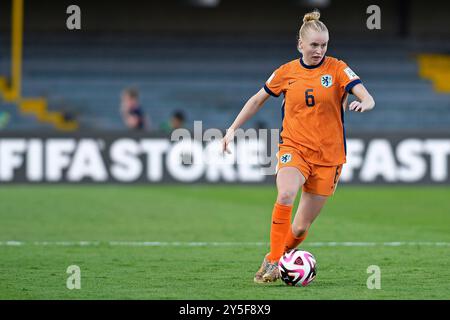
[221,128,235,155]
[349,101,369,112]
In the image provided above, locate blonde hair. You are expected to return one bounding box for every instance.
[299,10,328,42]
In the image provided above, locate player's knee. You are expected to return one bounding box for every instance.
[277,189,296,205]
[292,225,308,238]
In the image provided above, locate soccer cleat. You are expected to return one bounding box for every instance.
[262,260,280,282]
[253,254,270,283]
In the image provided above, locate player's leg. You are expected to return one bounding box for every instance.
[283,191,328,252]
[257,167,306,283]
[270,166,306,258]
[282,164,342,251]
[254,167,305,283]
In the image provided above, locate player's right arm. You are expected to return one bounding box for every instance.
[221,88,270,154]
[222,64,288,154]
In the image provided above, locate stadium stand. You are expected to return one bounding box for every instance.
[1,32,448,132]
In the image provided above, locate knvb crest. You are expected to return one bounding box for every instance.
[280,153,292,164]
[321,75,333,88]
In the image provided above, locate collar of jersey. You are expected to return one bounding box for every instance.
[300,56,326,69]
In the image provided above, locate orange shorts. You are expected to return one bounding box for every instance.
[276,146,343,196]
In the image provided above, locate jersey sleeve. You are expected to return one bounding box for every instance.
[336,60,362,94]
[263,65,287,97]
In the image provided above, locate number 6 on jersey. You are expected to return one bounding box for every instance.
[305,89,315,107]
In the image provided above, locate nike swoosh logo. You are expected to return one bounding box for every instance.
[272,221,284,224]
[288,80,297,85]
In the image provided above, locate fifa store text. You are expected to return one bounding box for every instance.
[0,135,449,184]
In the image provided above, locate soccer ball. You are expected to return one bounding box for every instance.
[278,249,317,286]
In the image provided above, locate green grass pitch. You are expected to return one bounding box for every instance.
[0,185,449,299]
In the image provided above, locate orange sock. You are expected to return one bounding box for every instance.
[267,202,293,262]
[283,228,308,253]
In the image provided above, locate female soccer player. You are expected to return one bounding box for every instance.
[221,10,375,283]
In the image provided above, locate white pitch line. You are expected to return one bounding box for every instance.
[0,241,449,247]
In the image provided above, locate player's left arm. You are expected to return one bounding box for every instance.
[348,83,375,113]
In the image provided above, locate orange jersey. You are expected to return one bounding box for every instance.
[264,56,361,166]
